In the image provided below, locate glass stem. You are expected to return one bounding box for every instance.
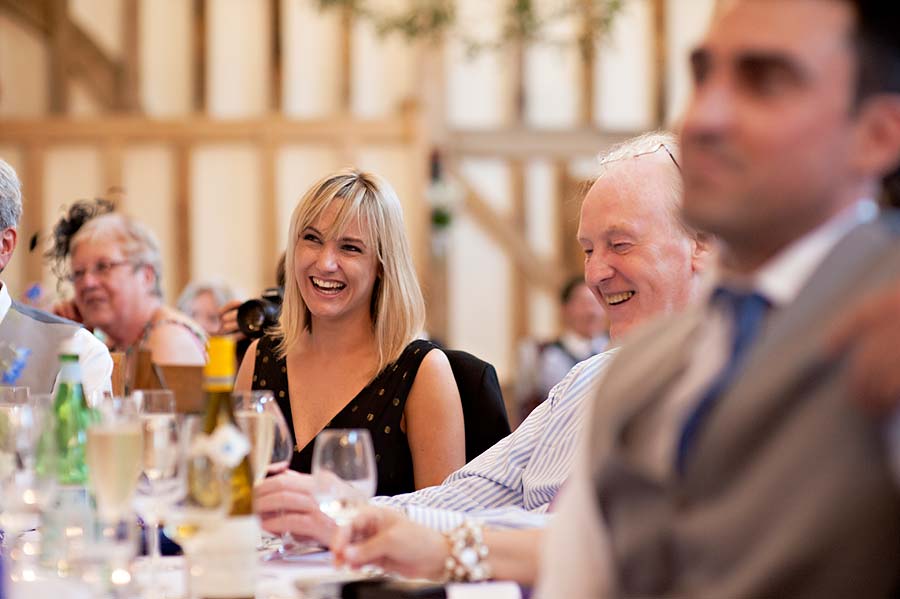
[148,520,161,573]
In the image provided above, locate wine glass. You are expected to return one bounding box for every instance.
[0,397,59,581]
[311,429,377,529]
[87,395,142,522]
[132,389,176,414]
[232,390,298,560]
[134,397,183,598]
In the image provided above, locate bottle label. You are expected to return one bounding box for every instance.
[190,423,250,469]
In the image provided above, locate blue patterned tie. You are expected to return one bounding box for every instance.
[675,287,771,474]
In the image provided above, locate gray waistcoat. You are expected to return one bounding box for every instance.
[0,302,84,394]
[590,219,900,598]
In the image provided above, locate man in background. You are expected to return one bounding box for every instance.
[0,159,111,397]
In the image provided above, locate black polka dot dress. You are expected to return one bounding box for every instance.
[252,335,436,496]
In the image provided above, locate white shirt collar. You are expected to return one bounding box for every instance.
[728,200,879,307]
[0,282,11,324]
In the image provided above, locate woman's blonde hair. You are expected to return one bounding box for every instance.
[276,169,425,376]
[70,213,164,298]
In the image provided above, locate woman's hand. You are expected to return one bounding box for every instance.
[53,298,84,324]
[253,469,336,546]
[218,299,245,337]
[332,506,448,581]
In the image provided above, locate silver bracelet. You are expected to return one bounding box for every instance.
[443,520,491,582]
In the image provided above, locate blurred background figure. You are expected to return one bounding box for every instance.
[48,201,207,384]
[514,276,608,424]
[176,279,238,336]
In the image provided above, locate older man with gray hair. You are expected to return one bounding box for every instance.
[0,159,111,397]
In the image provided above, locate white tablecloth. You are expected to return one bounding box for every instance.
[9,552,522,599]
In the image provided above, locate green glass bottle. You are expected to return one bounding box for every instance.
[52,339,95,486]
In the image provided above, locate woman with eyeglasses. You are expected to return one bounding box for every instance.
[49,201,206,382]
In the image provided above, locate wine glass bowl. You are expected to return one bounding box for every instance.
[311,429,377,527]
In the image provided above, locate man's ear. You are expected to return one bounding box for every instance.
[852,94,900,179]
[690,232,715,274]
[0,227,18,272]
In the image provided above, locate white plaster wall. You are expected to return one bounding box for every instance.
[206,0,271,118]
[351,3,415,119]
[190,145,264,296]
[0,14,48,117]
[596,0,654,131]
[43,147,104,293]
[275,146,343,253]
[446,1,511,128]
[665,0,717,126]
[356,147,425,275]
[449,158,513,378]
[281,0,342,117]
[140,0,192,116]
[524,160,561,340]
[70,0,123,59]
[68,80,103,116]
[121,145,178,302]
[524,2,579,128]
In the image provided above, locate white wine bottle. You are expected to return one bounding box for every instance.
[187,336,258,599]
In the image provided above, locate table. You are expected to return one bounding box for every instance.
[8,553,523,599]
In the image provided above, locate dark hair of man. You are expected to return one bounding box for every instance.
[560,276,586,305]
[846,1,900,206]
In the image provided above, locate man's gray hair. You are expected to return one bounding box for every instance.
[0,159,23,230]
[597,130,680,175]
[595,131,700,240]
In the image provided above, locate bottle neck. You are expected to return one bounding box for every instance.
[58,354,81,383]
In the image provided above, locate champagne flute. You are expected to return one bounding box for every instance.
[132,389,176,414]
[232,391,299,560]
[134,397,183,598]
[87,395,142,522]
[311,429,377,528]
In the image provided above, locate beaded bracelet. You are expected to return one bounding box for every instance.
[443,520,491,582]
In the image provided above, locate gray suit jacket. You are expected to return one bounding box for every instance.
[589,217,900,598]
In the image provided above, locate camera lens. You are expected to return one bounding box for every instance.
[237,300,268,337]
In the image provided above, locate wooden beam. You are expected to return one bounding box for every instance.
[450,165,564,295]
[651,0,668,126]
[192,0,207,113]
[173,144,191,294]
[67,20,125,111]
[0,116,412,144]
[509,159,529,351]
[447,127,638,158]
[102,141,123,195]
[0,0,51,34]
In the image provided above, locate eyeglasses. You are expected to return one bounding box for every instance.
[68,260,135,284]
[601,143,681,172]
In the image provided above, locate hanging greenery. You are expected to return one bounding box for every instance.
[315,0,626,57]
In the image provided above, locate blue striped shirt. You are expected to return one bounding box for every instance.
[372,348,618,531]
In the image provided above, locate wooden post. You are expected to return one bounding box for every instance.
[579,0,597,126]
[21,145,45,286]
[120,0,141,112]
[270,0,283,114]
[651,0,668,126]
[259,138,279,287]
[47,0,69,114]
[192,0,207,114]
[173,144,192,294]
